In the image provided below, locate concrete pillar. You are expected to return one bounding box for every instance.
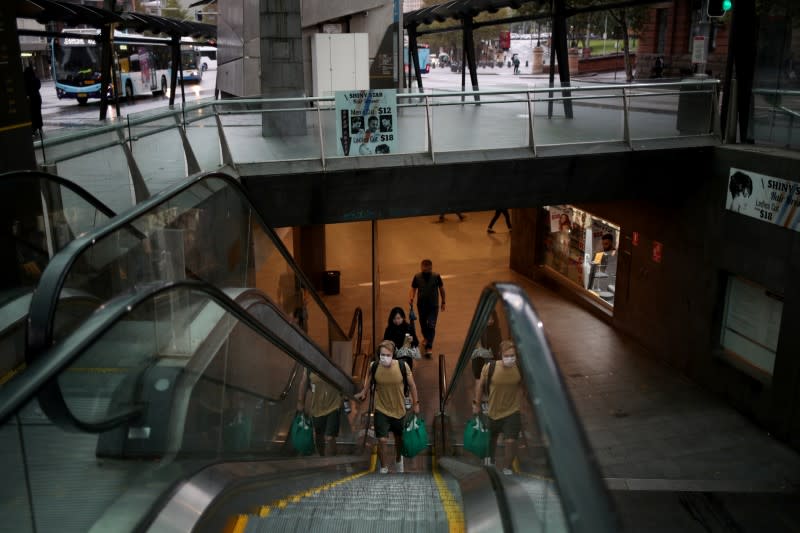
[293,225,326,292]
[531,46,544,74]
[261,0,306,137]
[0,8,35,171]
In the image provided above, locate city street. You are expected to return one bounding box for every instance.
[36,48,641,137]
[40,69,217,134]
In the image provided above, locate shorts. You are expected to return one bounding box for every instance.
[374,410,405,439]
[488,411,521,440]
[313,410,340,437]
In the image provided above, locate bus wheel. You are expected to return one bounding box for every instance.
[77,96,88,106]
[126,80,135,103]
[161,76,167,97]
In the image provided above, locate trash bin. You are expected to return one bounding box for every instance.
[677,79,713,134]
[323,270,340,295]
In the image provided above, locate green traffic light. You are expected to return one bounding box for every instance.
[722,0,732,10]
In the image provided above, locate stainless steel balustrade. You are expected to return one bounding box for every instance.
[33,80,721,210]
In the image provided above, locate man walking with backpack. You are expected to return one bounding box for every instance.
[473,340,522,475]
[355,340,421,474]
[409,259,446,358]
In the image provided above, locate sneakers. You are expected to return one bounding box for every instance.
[457,214,465,221]
[487,228,495,233]
[502,468,513,476]
[379,466,389,474]
[483,457,494,466]
[395,457,404,473]
[424,351,433,359]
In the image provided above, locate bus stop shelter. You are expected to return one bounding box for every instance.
[14,0,216,119]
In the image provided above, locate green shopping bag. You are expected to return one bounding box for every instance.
[401,414,428,458]
[463,415,490,458]
[290,412,315,455]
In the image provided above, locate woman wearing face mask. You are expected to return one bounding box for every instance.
[383,307,419,370]
[354,340,421,474]
[473,339,521,475]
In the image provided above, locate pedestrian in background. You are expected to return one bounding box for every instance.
[487,209,512,233]
[437,212,465,222]
[24,65,43,138]
[409,259,446,358]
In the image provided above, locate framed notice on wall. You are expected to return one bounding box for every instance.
[726,167,800,232]
[720,276,783,381]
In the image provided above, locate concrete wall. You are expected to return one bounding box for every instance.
[517,145,800,449]
[221,0,395,97]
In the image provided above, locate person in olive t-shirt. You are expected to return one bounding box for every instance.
[297,370,343,456]
[473,339,522,475]
[355,340,421,474]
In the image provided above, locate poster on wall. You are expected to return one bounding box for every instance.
[726,167,800,232]
[335,89,397,156]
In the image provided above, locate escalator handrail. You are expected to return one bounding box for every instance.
[0,279,357,430]
[442,282,620,533]
[0,169,117,219]
[26,170,349,363]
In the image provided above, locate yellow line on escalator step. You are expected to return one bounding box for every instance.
[222,514,248,533]
[432,452,465,533]
[0,362,26,386]
[252,448,379,520]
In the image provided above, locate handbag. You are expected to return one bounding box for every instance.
[290,412,315,455]
[401,414,428,458]
[463,415,490,458]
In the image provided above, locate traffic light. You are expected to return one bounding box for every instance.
[707,0,731,17]
[195,11,203,21]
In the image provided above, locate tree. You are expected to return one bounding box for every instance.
[162,0,190,21]
[605,6,647,82]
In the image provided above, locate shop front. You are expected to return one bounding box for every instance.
[539,205,620,308]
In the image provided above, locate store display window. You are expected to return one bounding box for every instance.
[541,205,620,307]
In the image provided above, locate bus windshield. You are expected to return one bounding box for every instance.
[53,40,100,84]
[181,50,198,70]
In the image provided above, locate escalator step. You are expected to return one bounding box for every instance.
[241,472,457,532]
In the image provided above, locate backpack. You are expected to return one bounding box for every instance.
[370,359,409,397]
[483,360,497,397]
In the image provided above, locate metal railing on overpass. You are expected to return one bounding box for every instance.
[33,79,721,214]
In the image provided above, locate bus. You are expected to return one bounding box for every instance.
[51,29,201,105]
[179,48,203,83]
[196,45,217,72]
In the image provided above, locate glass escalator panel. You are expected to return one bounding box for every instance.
[1,283,352,533]
[438,284,619,533]
[42,173,345,364]
[1,171,114,387]
[0,171,114,304]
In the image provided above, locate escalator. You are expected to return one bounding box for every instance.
[25,171,362,382]
[0,170,116,386]
[0,278,620,532]
[3,168,620,531]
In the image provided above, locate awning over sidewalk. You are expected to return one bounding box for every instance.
[16,0,215,38]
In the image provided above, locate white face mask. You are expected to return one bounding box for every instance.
[380,355,393,367]
[502,356,516,367]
